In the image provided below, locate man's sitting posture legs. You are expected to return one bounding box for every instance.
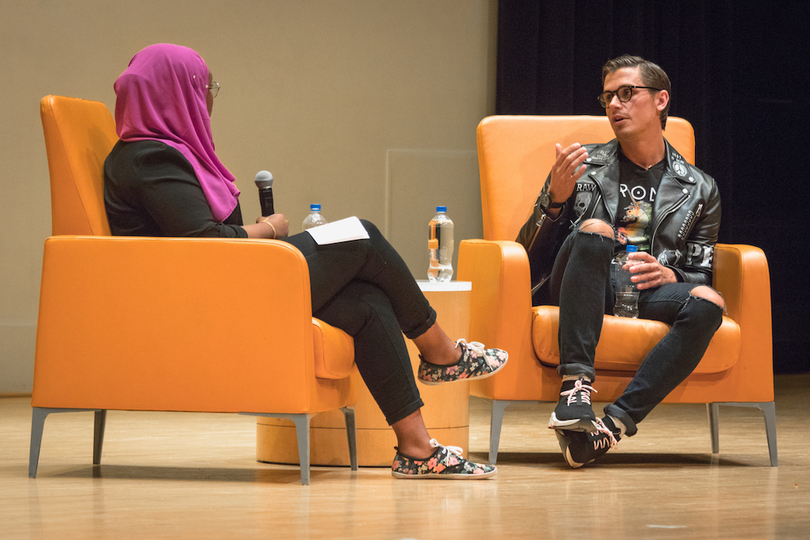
[549,230,725,468]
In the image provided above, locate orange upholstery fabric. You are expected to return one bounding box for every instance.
[312,319,357,380]
[459,115,774,407]
[532,307,741,374]
[40,95,116,236]
[32,96,358,481]
[34,236,356,413]
[34,96,355,400]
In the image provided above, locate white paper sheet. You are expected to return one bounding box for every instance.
[305,216,370,245]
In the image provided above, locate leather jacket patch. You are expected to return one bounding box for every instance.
[574,182,595,219]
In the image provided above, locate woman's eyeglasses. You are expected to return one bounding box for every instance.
[206,81,220,98]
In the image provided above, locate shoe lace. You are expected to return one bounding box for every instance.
[560,379,596,405]
[455,339,485,355]
[455,339,502,367]
[593,418,619,450]
[429,438,463,457]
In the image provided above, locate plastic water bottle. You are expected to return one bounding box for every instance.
[612,245,640,318]
[427,206,454,282]
[302,204,327,230]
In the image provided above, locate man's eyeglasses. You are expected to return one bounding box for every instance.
[206,81,220,98]
[598,85,660,108]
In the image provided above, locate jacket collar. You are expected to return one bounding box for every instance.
[585,138,693,184]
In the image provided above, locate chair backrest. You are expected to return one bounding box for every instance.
[40,95,118,236]
[475,115,695,241]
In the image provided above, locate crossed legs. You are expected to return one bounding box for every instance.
[282,220,505,476]
[547,219,724,466]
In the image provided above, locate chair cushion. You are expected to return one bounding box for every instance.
[312,318,356,379]
[531,306,741,374]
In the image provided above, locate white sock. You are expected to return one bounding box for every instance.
[608,415,627,437]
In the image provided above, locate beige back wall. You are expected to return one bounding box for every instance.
[0,1,497,393]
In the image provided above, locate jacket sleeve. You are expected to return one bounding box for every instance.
[672,174,721,285]
[516,174,572,296]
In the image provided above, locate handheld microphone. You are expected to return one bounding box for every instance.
[254,170,275,216]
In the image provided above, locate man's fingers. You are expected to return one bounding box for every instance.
[557,147,588,175]
[563,142,582,154]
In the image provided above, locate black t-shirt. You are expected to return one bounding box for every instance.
[104,139,247,238]
[614,151,665,251]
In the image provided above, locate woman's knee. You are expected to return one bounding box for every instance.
[578,218,614,238]
[690,285,725,310]
[359,218,391,249]
[359,219,381,238]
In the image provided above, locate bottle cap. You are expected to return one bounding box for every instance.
[626,245,638,253]
[436,206,447,212]
[310,204,321,211]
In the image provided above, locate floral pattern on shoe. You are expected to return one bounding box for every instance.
[417,339,508,385]
[392,438,497,479]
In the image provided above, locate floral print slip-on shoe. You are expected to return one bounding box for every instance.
[392,438,496,479]
[417,339,508,385]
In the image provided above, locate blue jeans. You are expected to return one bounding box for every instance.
[547,226,723,436]
[282,220,435,425]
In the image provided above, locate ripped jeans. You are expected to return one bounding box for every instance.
[547,225,723,436]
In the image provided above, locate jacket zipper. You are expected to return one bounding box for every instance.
[650,191,690,252]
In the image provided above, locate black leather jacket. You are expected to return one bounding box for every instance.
[516,138,721,305]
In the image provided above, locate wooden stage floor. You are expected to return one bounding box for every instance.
[2,374,808,539]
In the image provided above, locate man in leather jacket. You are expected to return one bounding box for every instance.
[516,55,726,468]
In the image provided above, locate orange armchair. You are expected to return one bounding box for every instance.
[458,115,776,466]
[30,95,358,484]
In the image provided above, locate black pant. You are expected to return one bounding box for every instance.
[282,220,435,425]
[548,226,723,435]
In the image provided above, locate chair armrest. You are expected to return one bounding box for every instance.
[712,243,774,392]
[458,240,559,400]
[33,235,324,413]
[458,239,533,346]
[713,244,770,323]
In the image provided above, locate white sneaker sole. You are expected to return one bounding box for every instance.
[392,468,498,479]
[548,413,598,433]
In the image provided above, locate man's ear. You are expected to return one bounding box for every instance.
[656,90,670,112]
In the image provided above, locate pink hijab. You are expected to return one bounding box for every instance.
[114,43,239,222]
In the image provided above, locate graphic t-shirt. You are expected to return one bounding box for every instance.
[615,151,665,251]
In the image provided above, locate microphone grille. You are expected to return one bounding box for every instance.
[255,170,274,188]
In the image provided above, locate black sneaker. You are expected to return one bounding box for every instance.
[548,378,598,432]
[554,418,620,469]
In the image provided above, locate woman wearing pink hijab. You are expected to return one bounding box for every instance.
[104,44,508,479]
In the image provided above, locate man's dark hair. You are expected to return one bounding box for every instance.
[602,55,671,129]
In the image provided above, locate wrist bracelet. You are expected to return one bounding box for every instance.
[261,218,277,238]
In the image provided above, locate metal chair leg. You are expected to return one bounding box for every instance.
[29,408,49,478]
[708,403,720,454]
[707,402,777,466]
[243,412,315,484]
[488,400,512,465]
[289,414,313,485]
[758,402,778,467]
[340,407,358,471]
[29,407,101,478]
[93,410,107,465]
